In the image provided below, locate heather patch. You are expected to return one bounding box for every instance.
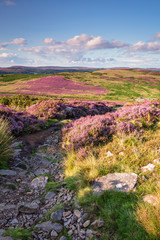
[0,104,45,136]
[63,100,160,150]
[26,99,111,120]
[16,75,107,95]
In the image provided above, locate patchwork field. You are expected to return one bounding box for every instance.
[0,68,160,101]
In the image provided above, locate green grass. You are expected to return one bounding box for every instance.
[64,125,160,239]
[0,69,160,101]
[3,227,32,240]
[0,117,13,169]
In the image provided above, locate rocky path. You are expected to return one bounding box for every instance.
[0,126,102,240]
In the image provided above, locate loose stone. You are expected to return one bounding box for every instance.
[83,220,90,228]
[74,209,81,218]
[51,209,64,221]
[18,202,39,214]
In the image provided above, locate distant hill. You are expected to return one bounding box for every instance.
[0,66,105,74]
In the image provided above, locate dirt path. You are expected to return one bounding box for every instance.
[0,127,100,240]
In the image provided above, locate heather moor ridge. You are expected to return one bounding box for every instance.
[0,67,160,240]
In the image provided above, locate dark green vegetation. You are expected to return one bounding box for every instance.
[0,74,49,83]
[3,227,32,240]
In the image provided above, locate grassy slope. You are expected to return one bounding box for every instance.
[0,69,160,101]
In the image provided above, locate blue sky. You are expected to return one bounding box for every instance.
[0,0,160,68]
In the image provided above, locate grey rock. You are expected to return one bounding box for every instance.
[92,172,138,195]
[59,237,67,240]
[18,201,39,214]
[83,220,90,228]
[74,209,81,218]
[31,176,48,189]
[0,229,4,236]
[45,192,56,200]
[0,170,17,176]
[86,229,97,238]
[52,223,63,233]
[34,168,50,176]
[0,237,14,240]
[68,229,73,236]
[35,221,54,232]
[64,218,71,227]
[4,204,17,210]
[91,219,104,228]
[51,209,64,221]
[15,162,28,170]
[50,230,58,237]
[10,218,18,224]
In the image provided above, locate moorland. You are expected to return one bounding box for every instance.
[0,68,160,240]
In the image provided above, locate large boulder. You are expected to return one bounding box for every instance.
[92,172,138,195]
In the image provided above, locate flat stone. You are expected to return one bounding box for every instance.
[59,237,67,240]
[4,204,17,210]
[83,220,90,228]
[0,170,17,176]
[0,229,4,236]
[0,237,13,240]
[34,168,50,176]
[51,209,64,221]
[74,209,81,218]
[10,218,18,224]
[86,229,96,238]
[141,163,155,172]
[35,221,54,232]
[52,223,63,233]
[50,230,58,237]
[92,172,138,195]
[91,219,104,228]
[143,194,158,206]
[18,201,39,214]
[31,176,48,189]
[45,192,56,200]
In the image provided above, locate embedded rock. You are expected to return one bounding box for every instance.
[51,209,64,221]
[45,191,56,200]
[52,223,63,233]
[18,201,39,214]
[31,176,48,189]
[0,170,17,176]
[141,163,155,172]
[92,172,138,195]
[143,194,158,206]
[35,221,54,232]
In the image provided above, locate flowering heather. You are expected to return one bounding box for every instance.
[26,100,111,120]
[16,76,107,95]
[62,100,160,150]
[0,104,45,136]
[63,113,116,149]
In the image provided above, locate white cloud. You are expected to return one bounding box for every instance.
[130,41,160,53]
[0,52,16,58]
[0,38,27,48]
[11,38,27,46]
[43,38,55,45]
[67,34,91,46]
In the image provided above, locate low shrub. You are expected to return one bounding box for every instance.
[26,99,111,120]
[0,104,45,136]
[62,100,160,150]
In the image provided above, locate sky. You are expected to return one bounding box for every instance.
[0,0,160,68]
